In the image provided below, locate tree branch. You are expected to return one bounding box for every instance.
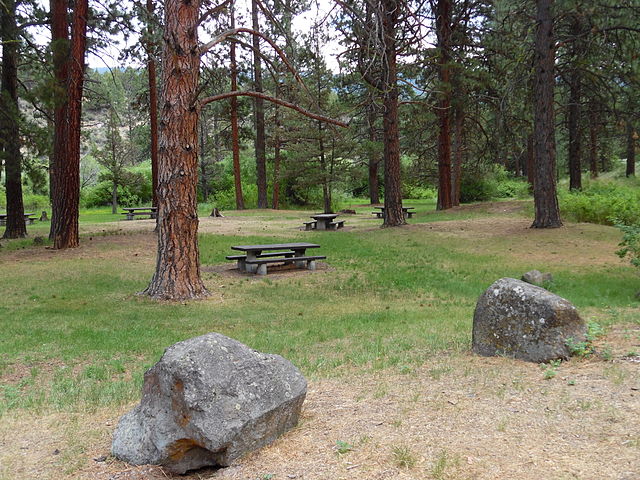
[200,91,348,128]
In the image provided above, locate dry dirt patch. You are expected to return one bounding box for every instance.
[2,341,639,480]
[413,217,626,268]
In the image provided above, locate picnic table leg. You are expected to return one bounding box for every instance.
[293,249,306,268]
[307,260,317,271]
[126,213,134,220]
[245,251,260,273]
[256,264,267,275]
[316,220,326,230]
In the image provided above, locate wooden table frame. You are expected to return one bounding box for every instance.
[230,242,322,274]
[121,207,157,220]
[372,206,415,219]
[310,214,339,230]
[0,212,35,226]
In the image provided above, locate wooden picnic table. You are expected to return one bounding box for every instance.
[372,206,415,219]
[228,242,325,275]
[0,212,35,226]
[121,206,157,220]
[308,213,344,231]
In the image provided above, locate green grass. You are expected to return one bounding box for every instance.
[1,201,638,415]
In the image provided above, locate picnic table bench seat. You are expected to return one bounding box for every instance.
[226,251,295,269]
[245,255,327,275]
[0,213,35,226]
[120,211,154,217]
[303,221,317,231]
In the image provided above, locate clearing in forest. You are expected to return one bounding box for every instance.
[0,202,638,480]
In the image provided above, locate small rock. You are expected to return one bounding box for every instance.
[521,270,553,286]
[94,455,107,462]
[52,449,60,455]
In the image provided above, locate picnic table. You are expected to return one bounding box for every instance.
[304,213,345,231]
[372,206,415,219]
[0,212,35,226]
[226,242,326,275]
[121,206,157,220]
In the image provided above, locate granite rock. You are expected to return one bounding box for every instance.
[472,278,586,363]
[112,333,307,474]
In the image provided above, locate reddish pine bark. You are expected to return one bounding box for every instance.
[532,0,562,228]
[435,0,453,210]
[230,3,244,210]
[50,0,88,249]
[146,0,159,209]
[1,0,27,239]
[143,0,208,300]
[252,0,268,208]
[367,102,380,205]
[380,0,404,227]
[48,0,69,241]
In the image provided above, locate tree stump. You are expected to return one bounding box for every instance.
[210,208,224,217]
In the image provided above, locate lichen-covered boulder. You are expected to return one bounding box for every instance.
[472,278,586,363]
[112,333,307,474]
[521,269,553,286]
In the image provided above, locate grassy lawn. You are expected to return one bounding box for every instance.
[1,201,638,479]
[1,201,637,414]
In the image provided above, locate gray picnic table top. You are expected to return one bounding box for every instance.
[231,242,320,252]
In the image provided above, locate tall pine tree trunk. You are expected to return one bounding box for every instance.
[532,0,562,228]
[588,104,598,179]
[567,72,582,190]
[48,0,69,241]
[435,0,452,210]
[146,0,159,209]
[272,101,281,209]
[380,0,404,227]
[50,0,88,249]
[567,14,584,190]
[367,101,380,204]
[143,0,207,300]
[252,0,268,208]
[1,0,27,239]
[230,2,244,209]
[626,121,636,177]
[451,104,464,207]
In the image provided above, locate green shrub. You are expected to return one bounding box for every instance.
[22,194,50,211]
[616,223,640,269]
[460,164,528,203]
[403,185,437,199]
[83,182,142,208]
[559,180,640,226]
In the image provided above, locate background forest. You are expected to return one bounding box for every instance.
[1,0,640,237]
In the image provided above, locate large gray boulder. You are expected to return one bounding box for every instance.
[112,333,307,474]
[472,278,587,363]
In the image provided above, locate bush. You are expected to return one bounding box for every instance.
[22,194,50,211]
[83,182,142,208]
[459,164,529,203]
[616,223,640,269]
[559,180,640,226]
[403,185,437,199]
